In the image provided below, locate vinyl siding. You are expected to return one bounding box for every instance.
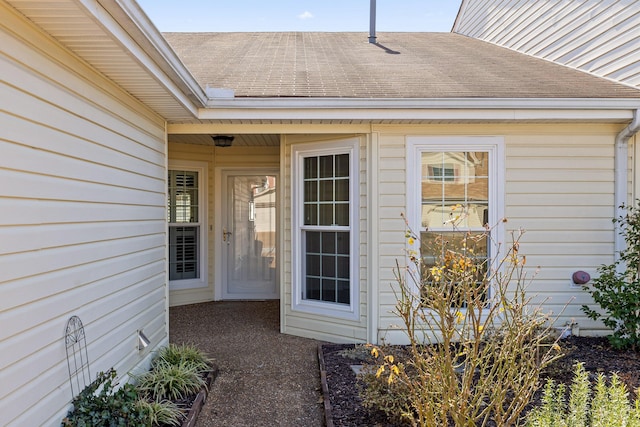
[167,142,280,306]
[282,134,368,343]
[375,124,624,344]
[0,7,167,426]
[454,0,640,88]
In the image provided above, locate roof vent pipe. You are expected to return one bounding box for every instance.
[369,0,377,43]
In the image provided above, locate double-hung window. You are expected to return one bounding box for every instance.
[407,137,504,304]
[292,140,359,319]
[168,161,207,290]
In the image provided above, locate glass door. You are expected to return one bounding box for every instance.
[222,172,278,299]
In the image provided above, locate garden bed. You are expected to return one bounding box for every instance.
[319,336,640,426]
[179,366,218,427]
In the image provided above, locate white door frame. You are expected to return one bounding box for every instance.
[214,167,280,300]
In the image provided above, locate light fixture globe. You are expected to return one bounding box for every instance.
[212,135,234,147]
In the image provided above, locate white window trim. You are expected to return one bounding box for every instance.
[168,160,208,291]
[291,139,360,320]
[406,136,505,298]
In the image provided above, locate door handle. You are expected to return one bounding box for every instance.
[223,228,232,243]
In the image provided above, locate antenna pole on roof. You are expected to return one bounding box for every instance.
[368,0,377,43]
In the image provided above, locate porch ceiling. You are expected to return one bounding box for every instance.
[169,133,280,147]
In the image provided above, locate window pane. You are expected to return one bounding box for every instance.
[337,281,350,304]
[337,257,350,279]
[420,230,488,307]
[304,204,317,226]
[322,255,336,277]
[468,203,488,228]
[322,232,336,252]
[335,154,349,177]
[304,157,317,179]
[421,151,489,230]
[306,278,320,300]
[420,231,488,269]
[319,180,333,202]
[169,226,199,280]
[306,231,320,252]
[335,203,349,226]
[469,177,488,201]
[319,155,333,178]
[322,279,336,302]
[304,181,317,202]
[168,170,199,223]
[319,204,333,225]
[306,254,320,276]
[335,179,349,201]
[336,232,349,254]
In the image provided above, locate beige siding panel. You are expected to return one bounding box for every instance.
[505,132,617,333]
[281,135,368,343]
[454,0,640,88]
[285,315,367,343]
[376,134,409,342]
[0,15,167,426]
[376,126,620,342]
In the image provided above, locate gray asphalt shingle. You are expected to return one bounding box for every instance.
[163,32,640,99]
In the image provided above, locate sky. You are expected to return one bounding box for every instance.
[136,1,463,33]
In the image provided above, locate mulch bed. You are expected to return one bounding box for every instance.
[320,337,640,427]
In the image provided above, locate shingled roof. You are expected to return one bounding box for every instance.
[163,32,640,99]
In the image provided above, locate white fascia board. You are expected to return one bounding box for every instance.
[197,98,640,121]
[81,0,204,114]
[204,97,640,110]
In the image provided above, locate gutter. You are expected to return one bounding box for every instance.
[203,97,640,110]
[614,109,640,262]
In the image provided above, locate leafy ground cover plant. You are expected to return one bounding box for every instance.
[525,363,640,426]
[152,343,213,374]
[135,359,206,402]
[360,217,564,427]
[582,202,640,350]
[61,369,173,427]
[135,399,183,426]
[62,344,212,426]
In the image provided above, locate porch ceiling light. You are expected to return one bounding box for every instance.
[212,135,234,147]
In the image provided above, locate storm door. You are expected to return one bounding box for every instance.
[221,171,278,299]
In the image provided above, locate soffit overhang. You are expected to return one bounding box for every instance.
[5,0,204,121]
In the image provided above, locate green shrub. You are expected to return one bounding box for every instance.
[135,358,206,402]
[361,219,564,427]
[525,363,640,427]
[152,343,212,374]
[62,342,212,426]
[582,202,640,350]
[61,369,147,427]
[135,399,183,426]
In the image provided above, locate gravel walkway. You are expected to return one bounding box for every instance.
[169,300,326,426]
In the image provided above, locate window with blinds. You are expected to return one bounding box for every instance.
[168,170,200,280]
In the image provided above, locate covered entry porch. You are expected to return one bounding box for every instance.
[167,129,371,344]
